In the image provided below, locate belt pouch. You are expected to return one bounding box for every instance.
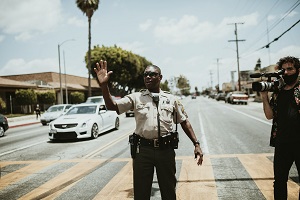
[129,133,138,159]
[171,131,179,149]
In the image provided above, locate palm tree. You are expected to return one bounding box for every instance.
[76,0,99,97]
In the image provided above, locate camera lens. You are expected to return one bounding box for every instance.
[252,82,274,92]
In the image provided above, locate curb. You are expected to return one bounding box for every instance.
[9,122,40,129]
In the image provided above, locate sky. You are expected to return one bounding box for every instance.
[0,0,299,93]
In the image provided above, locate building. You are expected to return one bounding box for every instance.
[0,72,101,114]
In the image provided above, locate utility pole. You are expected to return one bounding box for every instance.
[209,70,213,90]
[228,22,245,91]
[216,58,221,92]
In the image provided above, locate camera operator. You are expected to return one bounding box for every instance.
[260,56,300,200]
[94,60,203,200]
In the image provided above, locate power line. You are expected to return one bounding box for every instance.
[257,19,300,50]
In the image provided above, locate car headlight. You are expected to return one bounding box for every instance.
[80,119,91,128]
[81,122,87,128]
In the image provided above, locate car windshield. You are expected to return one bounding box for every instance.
[48,106,64,112]
[86,97,104,103]
[66,105,97,115]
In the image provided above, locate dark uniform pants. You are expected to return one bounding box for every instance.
[273,143,300,200]
[133,146,176,200]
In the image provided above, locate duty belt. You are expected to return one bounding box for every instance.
[139,137,160,148]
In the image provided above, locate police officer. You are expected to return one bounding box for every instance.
[94,60,203,200]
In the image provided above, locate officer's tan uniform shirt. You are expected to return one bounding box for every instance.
[116,89,187,139]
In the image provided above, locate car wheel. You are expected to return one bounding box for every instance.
[42,123,47,126]
[114,117,120,130]
[0,126,4,137]
[125,113,129,117]
[91,123,99,139]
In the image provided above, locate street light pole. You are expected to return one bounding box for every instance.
[58,39,75,104]
[63,51,68,104]
[58,44,63,104]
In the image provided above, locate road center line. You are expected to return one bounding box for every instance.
[198,113,209,154]
[223,106,272,126]
[83,130,134,159]
[0,141,46,157]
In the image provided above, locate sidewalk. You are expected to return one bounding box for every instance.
[7,115,40,128]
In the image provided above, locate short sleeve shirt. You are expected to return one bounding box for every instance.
[115,89,187,139]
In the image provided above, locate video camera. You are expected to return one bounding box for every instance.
[250,69,285,92]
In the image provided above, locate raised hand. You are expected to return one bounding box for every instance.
[94,60,113,85]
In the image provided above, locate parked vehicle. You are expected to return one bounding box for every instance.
[85,96,104,104]
[225,92,232,103]
[40,104,72,125]
[0,114,9,137]
[86,95,120,104]
[228,91,249,105]
[215,93,226,101]
[48,103,119,141]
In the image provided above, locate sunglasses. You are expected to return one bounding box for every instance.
[143,72,160,77]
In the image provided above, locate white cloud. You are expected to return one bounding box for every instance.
[0,0,62,41]
[139,19,153,31]
[284,10,298,18]
[0,58,58,76]
[153,15,214,45]
[148,13,259,45]
[117,41,147,55]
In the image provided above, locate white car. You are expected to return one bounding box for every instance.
[85,96,104,104]
[40,104,72,125]
[48,103,119,141]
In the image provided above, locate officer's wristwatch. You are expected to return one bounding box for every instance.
[193,140,200,146]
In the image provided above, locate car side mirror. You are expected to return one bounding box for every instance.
[99,110,106,114]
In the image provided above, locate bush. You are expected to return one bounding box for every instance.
[70,92,85,104]
[37,90,56,104]
[0,97,6,113]
[15,89,37,105]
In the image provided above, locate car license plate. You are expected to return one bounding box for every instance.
[50,129,57,134]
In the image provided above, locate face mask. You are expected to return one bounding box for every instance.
[283,71,299,85]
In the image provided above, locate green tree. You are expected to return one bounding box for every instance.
[89,45,151,95]
[76,0,99,97]
[160,80,170,92]
[15,89,37,105]
[37,90,56,105]
[176,75,191,95]
[0,97,6,113]
[70,92,85,104]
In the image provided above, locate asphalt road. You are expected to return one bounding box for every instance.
[0,96,299,200]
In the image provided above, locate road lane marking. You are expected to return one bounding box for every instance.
[198,113,209,154]
[177,156,218,200]
[222,106,272,126]
[83,129,134,159]
[19,161,104,200]
[238,154,299,200]
[93,161,133,199]
[1,153,299,199]
[0,141,46,157]
[0,161,57,190]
